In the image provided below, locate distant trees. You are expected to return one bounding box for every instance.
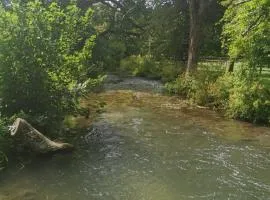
[85,0,149,70]
[145,0,189,61]
[87,0,224,74]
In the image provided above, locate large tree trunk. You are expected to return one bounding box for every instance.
[186,0,201,75]
[186,0,212,76]
[186,11,199,74]
[10,118,74,154]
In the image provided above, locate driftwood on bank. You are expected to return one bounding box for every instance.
[9,118,74,154]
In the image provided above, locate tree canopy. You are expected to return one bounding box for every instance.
[221,0,270,69]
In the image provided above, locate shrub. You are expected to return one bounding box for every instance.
[0,118,9,170]
[0,1,101,131]
[187,69,222,105]
[165,67,222,105]
[167,64,270,125]
[159,60,182,82]
[120,55,160,78]
[120,55,181,81]
[208,73,234,109]
[225,67,270,124]
[227,81,270,124]
[165,75,191,97]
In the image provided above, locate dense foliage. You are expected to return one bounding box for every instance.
[0,1,101,130]
[166,65,270,124]
[120,55,181,82]
[221,0,270,69]
[0,0,269,136]
[160,0,270,124]
[89,0,224,70]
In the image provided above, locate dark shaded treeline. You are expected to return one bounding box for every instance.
[75,0,225,72]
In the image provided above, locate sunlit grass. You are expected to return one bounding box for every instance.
[261,68,270,87]
[198,61,270,88]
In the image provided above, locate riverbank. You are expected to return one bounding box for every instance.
[1,75,270,200]
[69,74,270,146]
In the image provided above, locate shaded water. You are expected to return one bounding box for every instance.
[1,76,270,200]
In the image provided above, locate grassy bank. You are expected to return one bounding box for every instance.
[166,65,270,126]
[118,56,270,126]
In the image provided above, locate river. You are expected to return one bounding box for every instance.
[1,76,270,200]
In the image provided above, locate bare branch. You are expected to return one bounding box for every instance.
[234,0,252,6]
[223,0,252,7]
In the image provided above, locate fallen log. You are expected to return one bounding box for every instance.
[9,118,74,154]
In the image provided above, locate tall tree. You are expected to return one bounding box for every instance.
[186,0,214,75]
[145,0,189,61]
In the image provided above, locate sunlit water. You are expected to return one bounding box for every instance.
[1,76,270,200]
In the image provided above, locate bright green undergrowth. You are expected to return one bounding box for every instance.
[166,65,270,125]
[119,55,183,82]
[0,1,103,134]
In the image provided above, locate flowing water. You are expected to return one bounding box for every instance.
[1,76,270,200]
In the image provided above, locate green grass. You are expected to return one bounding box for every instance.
[198,60,227,72]
[261,68,270,87]
[199,61,270,88]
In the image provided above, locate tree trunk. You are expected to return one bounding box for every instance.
[186,0,200,75]
[186,0,211,76]
[10,118,74,154]
[227,59,235,72]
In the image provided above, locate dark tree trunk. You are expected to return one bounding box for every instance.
[186,0,212,76]
[186,1,200,75]
[227,59,235,72]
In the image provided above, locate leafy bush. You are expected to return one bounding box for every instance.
[135,56,161,79]
[210,66,270,124]
[0,1,101,131]
[0,118,9,170]
[119,55,141,75]
[120,55,159,78]
[208,73,234,109]
[166,67,222,105]
[165,75,191,97]
[120,55,181,82]
[159,60,182,82]
[224,67,270,124]
[227,80,270,124]
[0,117,8,141]
[167,64,270,125]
